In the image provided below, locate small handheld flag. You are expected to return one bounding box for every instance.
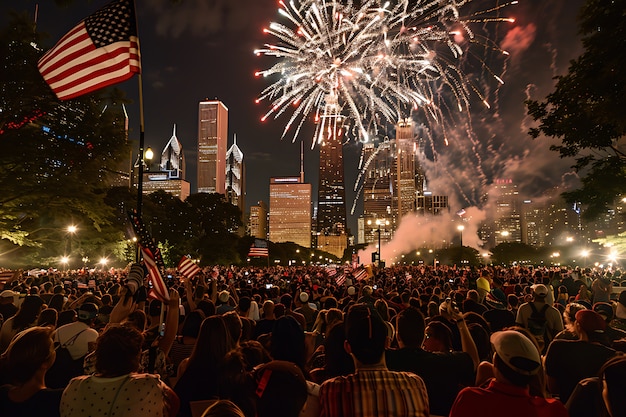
[178,256,201,279]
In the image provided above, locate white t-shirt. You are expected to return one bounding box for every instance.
[61,373,168,417]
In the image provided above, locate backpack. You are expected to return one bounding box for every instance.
[527,303,550,350]
[45,328,87,389]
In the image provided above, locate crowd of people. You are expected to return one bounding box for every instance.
[0,262,625,417]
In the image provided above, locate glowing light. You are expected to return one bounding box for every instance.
[67,225,77,234]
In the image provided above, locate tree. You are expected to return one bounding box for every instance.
[0,13,131,266]
[526,0,626,220]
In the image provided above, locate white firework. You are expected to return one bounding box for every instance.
[254,0,515,146]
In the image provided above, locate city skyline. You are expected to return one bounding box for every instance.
[2,0,589,239]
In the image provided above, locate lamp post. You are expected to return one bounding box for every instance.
[66,225,77,269]
[457,225,465,266]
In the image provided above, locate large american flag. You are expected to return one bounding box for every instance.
[38,0,140,100]
[248,239,269,258]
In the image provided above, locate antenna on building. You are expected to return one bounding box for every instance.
[300,140,304,183]
[172,123,176,137]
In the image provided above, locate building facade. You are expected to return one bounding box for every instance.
[249,201,268,240]
[269,176,312,248]
[197,100,228,194]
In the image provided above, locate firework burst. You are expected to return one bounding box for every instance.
[255,0,516,146]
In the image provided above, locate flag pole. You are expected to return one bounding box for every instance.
[134,0,145,262]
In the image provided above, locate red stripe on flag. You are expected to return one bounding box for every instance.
[141,247,169,302]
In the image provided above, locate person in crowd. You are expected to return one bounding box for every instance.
[591,274,612,304]
[200,400,245,417]
[422,320,454,353]
[60,325,179,417]
[319,304,429,417]
[476,270,492,303]
[216,290,235,315]
[0,295,44,352]
[609,290,626,331]
[280,294,306,331]
[295,292,318,331]
[169,310,205,379]
[566,354,626,417]
[0,326,62,416]
[449,330,568,417]
[0,290,18,321]
[309,321,354,384]
[253,360,309,417]
[254,300,277,339]
[545,309,617,403]
[515,284,563,352]
[174,316,238,417]
[593,302,626,346]
[386,306,477,416]
[37,308,58,328]
[462,289,487,315]
[554,302,587,340]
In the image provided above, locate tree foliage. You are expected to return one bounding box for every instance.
[0,12,131,265]
[526,0,626,220]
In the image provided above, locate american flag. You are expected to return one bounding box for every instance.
[0,271,18,287]
[178,256,201,279]
[141,247,169,303]
[248,239,269,257]
[353,268,368,282]
[38,0,140,100]
[326,266,337,277]
[335,274,346,286]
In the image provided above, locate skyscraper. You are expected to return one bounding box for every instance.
[269,176,311,248]
[249,201,268,240]
[226,135,245,214]
[197,100,227,194]
[141,125,190,200]
[316,94,347,256]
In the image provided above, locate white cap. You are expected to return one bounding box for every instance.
[218,290,230,303]
[299,292,309,303]
[347,286,356,296]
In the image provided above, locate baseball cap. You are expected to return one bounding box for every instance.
[347,286,356,296]
[593,302,614,321]
[491,330,541,375]
[218,290,230,303]
[78,302,99,320]
[299,292,309,303]
[575,310,606,334]
[0,290,17,298]
[531,284,548,298]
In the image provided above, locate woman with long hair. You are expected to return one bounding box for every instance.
[0,326,61,416]
[174,316,238,417]
[60,325,179,417]
[0,296,44,352]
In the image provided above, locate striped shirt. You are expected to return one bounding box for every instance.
[319,366,429,417]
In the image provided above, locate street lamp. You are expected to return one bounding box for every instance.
[457,224,465,265]
[66,225,77,269]
[580,250,589,267]
[60,256,69,271]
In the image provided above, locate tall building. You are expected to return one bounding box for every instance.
[493,179,522,245]
[359,119,435,245]
[225,135,245,214]
[249,201,268,240]
[395,120,418,218]
[197,100,228,194]
[316,94,348,257]
[269,176,311,248]
[361,139,394,245]
[141,125,190,201]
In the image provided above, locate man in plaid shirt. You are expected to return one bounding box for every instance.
[319,304,429,417]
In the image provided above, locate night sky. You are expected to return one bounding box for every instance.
[4,0,587,235]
